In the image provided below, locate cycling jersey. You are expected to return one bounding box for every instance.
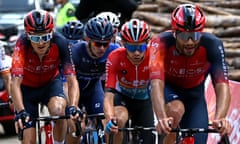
[72,41,119,81]
[11,32,76,87]
[0,55,12,74]
[149,31,229,89]
[105,47,150,100]
[71,40,119,114]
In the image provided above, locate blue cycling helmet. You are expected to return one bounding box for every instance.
[84,17,114,41]
[62,20,84,40]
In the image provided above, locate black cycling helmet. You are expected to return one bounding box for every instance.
[84,17,114,41]
[62,20,84,40]
[171,4,206,32]
[24,9,54,33]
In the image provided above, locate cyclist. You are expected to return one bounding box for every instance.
[66,16,120,144]
[55,0,78,32]
[0,41,12,100]
[104,19,154,144]
[149,4,232,144]
[96,11,122,45]
[11,9,80,144]
[60,20,85,100]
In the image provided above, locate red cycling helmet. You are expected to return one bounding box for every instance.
[120,19,151,43]
[171,4,206,32]
[24,9,54,33]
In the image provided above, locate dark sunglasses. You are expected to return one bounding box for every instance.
[28,33,52,43]
[92,41,110,47]
[124,43,147,53]
[176,31,202,41]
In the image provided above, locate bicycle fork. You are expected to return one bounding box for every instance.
[42,121,54,144]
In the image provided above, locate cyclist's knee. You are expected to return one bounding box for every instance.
[166,100,185,127]
[115,106,128,127]
[48,96,67,115]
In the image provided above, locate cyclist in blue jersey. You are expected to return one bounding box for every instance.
[66,16,120,144]
[96,11,122,46]
[60,20,85,101]
[61,20,86,144]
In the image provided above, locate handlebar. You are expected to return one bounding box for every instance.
[171,128,218,134]
[119,126,156,131]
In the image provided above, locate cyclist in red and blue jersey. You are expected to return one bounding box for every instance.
[11,10,81,144]
[104,19,154,144]
[149,4,232,144]
[66,17,120,144]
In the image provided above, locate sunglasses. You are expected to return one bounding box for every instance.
[124,43,147,53]
[176,31,202,41]
[92,41,110,47]
[28,33,52,43]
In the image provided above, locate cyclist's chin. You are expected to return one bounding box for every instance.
[183,48,196,56]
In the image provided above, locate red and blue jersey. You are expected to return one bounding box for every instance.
[149,31,229,89]
[105,47,150,100]
[11,32,76,87]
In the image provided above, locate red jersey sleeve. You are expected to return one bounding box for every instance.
[149,36,165,80]
[11,39,25,77]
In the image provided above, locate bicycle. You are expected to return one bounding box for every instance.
[74,113,106,144]
[170,126,230,144]
[118,126,158,144]
[18,115,70,144]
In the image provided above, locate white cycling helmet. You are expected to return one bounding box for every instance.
[96,11,121,28]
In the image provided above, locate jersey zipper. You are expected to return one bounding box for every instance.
[132,65,138,99]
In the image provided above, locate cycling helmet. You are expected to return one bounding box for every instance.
[85,17,114,41]
[62,20,84,40]
[171,4,206,32]
[96,12,120,28]
[24,9,54,33]
[120,19,151,43]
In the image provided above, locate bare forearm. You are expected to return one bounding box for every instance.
[214,83,231,119]
[67,76,80,106]
[150,79,167,119]
[2,73,11,96]
[103,92,115,120]
[11,82,24,112]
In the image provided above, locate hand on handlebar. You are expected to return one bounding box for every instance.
[156,117,173,135]
[14,110,30,133]
[67,106,85,120]
[212,118,232,136]
[105,119,118,134]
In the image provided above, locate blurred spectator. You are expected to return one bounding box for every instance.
[55,0,77,32]
[75,0,139,25]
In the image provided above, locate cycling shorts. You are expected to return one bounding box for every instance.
[78,79,104,115]
[114,93,155,144]
[164,82,209,144]
[21,75,66,128]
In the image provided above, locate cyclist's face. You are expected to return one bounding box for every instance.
[125,42,147,65]
[90,41,110,58]
[28,32,52,57]
[175,31,201,56]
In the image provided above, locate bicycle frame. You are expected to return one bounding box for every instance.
[117,126,158,144]
[171,127,230,144]
[18,115,70,144]
[75,113,105,144]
